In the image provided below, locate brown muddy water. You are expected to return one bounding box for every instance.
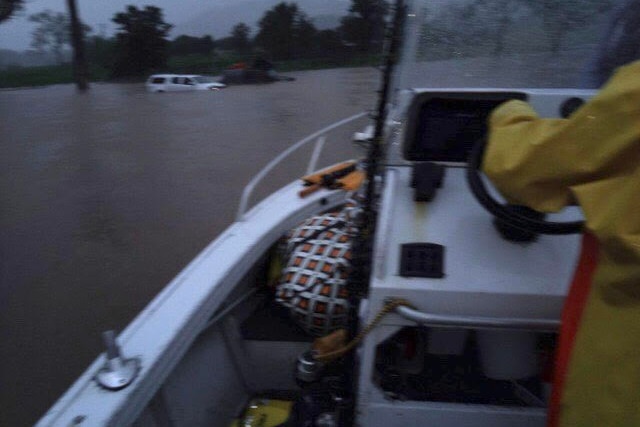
[0,67,378,426]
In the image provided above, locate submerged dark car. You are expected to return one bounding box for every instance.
[219,59,296,85]
[220,68,295,84]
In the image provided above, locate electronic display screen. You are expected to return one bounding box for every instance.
[406,96,523,162]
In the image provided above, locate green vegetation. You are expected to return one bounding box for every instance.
[1,0,389,88]
[167,54,218,75]
[3,0,622,89]
[0,54,381,89]
[0,0,24,23]
[28,10,91,64]
[273,54,382,72]
[111,5,172,77]
[0,63,109,88]
[254,2,316,60]
[0,64,73,88]
[1,0,629,90]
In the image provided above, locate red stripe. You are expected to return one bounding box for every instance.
[547,232,599,427]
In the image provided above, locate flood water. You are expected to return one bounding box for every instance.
[0,67,378,426]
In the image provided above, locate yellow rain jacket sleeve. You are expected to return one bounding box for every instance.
[483,60,640,426]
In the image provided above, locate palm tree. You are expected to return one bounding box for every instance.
[66,0,89,91]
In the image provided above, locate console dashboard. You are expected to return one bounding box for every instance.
[401,91,587,163]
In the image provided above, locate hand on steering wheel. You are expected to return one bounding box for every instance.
[466,138,584,235]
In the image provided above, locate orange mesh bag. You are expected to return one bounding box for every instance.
[275,202,361,336]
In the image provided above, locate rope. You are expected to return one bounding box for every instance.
[315,298,415,362]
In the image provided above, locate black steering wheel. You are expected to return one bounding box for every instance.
[466,138,584,235]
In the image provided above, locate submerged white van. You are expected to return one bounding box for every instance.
[145,74,226,93]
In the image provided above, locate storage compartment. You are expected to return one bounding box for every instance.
[476,330,538,380]
[373,326,554,406]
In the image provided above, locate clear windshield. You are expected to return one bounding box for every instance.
[398,0,639,90]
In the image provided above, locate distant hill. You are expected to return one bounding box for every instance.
[172,0,350,39]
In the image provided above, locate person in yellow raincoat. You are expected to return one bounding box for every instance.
[483,60,640,426]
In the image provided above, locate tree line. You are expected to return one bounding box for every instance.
[3,0,639,89]
[15,0,388,81]
[0,0,23,23]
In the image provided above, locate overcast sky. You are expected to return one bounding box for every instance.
[0,0,236,51]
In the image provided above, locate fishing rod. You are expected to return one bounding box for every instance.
[363,0,406,233]
[350,0,405,297]
[339,1,406,425]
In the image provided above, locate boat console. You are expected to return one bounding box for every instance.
[357,89,594,426]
